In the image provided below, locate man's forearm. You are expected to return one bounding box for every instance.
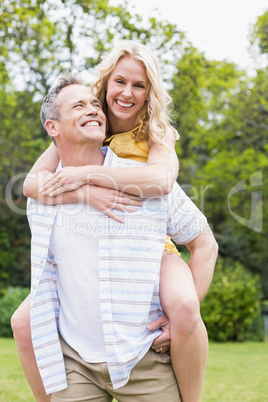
[188,247,217,302]
[187,226,218,302]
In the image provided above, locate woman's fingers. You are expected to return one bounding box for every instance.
[40,183,64,197]
[40,179,80,196]
[39,173,60,192]
[40,180,61,194]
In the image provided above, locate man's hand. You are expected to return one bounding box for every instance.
[147,315,171,354]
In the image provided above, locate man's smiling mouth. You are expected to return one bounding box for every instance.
[83,121,100,127]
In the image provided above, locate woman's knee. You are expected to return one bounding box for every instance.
[170,295,202,335]
[10,296,31,343]
[11,307,25,330]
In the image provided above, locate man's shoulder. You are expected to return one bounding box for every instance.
[167,181,186,203]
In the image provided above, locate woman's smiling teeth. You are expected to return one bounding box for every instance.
[116,100,134,108]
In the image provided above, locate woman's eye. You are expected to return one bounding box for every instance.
[116,79,124,84]
[135,84,145,89]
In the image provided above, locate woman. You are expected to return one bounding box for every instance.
[12,41,209,402]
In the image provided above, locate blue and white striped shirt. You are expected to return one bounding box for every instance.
[28,146,207,394]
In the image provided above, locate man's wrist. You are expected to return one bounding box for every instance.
[76,186,87,203]
[82,165,94,185]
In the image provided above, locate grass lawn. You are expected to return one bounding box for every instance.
[0,338,267,401]
[203,342,268,401]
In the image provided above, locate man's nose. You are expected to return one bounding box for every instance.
[85,104,97,114]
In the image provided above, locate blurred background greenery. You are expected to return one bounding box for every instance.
[0,0,267,342]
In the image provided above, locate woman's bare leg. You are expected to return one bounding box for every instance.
[160,254,209,402]
[11,294,51,402]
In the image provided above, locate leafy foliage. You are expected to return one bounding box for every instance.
[0,201,30,294]
[0,86,48,198]
[0,0,186,294]
[0,0,186,199]
[171,44,268,297]
[0,1,268,310]
[201,257,264,342]
[0,287,29,337]
[0,0,185,94]
[250,10,268,55]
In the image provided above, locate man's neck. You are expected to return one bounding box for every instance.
[58,143,105,167]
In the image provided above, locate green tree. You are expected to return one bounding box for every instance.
[250,9,268,55]
[0,0,185,94]
[171,42,268,297]
[0,0,187,290]
[171,47,243,182]
[0,200,30,293]
[0,0,186,198]
[0,84,46,198]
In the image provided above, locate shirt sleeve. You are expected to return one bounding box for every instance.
[26,198,33,230]
[166,182,208,244]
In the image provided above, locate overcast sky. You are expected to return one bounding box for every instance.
[111,0,268,71]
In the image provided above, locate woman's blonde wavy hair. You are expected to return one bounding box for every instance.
[91,40,178,144]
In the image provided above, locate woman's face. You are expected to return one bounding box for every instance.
[106,56,150,133]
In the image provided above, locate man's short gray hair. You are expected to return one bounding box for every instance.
[40,73,85,128]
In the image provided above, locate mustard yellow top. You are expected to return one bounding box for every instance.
[103,124,181,257]
[104,124,150,163]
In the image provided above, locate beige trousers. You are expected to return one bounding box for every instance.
[51,335,181,402]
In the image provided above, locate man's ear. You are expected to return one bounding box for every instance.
[45,120,60,139]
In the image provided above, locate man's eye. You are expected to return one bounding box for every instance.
[74,104,83,108]
[93,103,101,109]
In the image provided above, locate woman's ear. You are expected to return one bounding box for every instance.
[45,120,59,139]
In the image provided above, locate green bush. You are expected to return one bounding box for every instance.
[0,287,29,337]
[0,199,31,295]
[201,257,264,342]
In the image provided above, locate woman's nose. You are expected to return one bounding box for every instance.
[122,84,132,98]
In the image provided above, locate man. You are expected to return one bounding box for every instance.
[28,74,217,401]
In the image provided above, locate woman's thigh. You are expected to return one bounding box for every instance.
[160,254,199,314]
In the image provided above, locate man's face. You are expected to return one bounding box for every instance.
[53,85,106,145]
